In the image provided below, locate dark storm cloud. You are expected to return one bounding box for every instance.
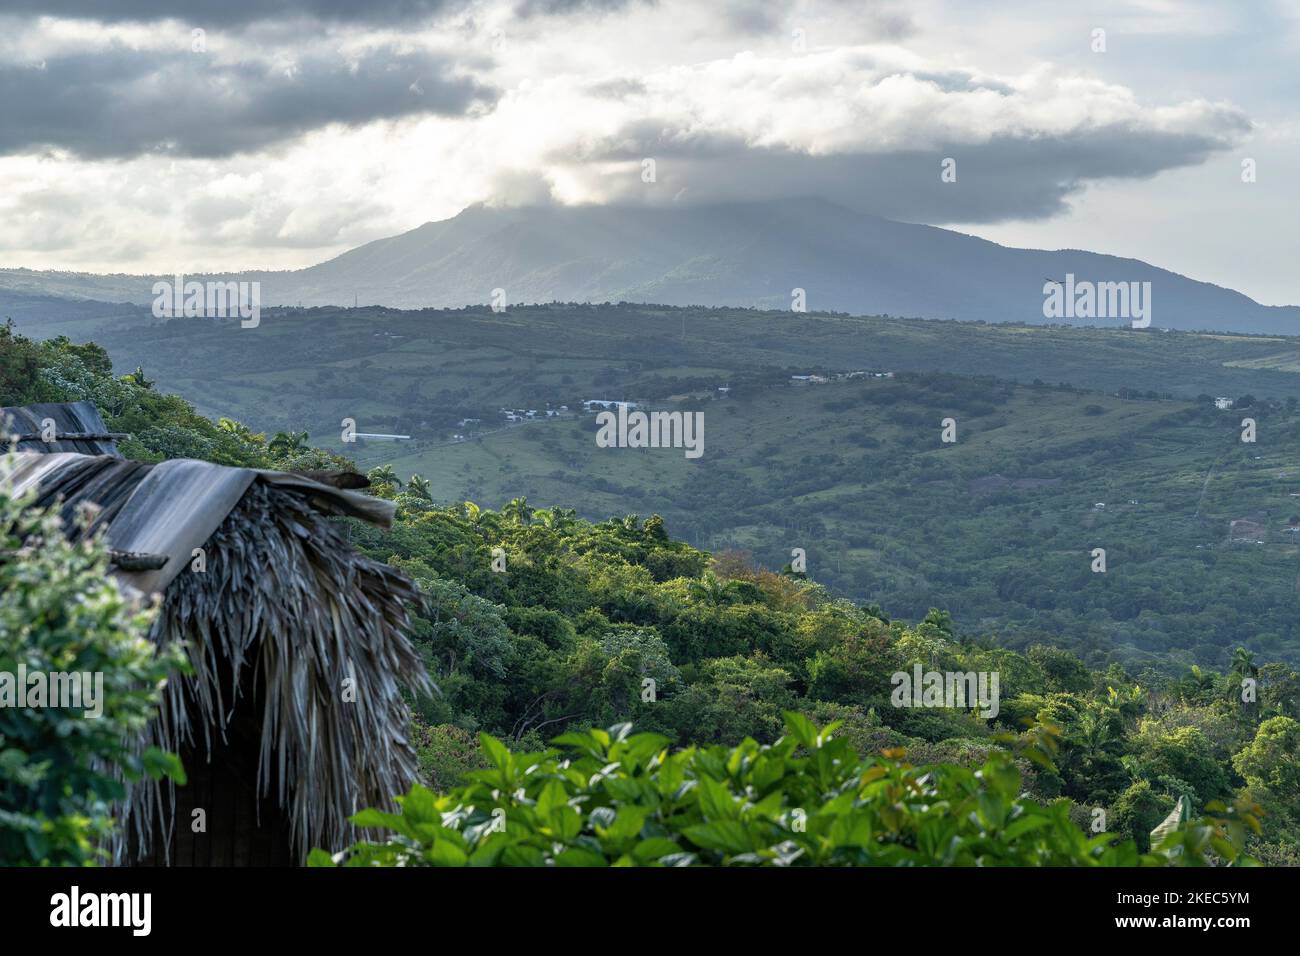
[0,47,496,159]
[0,1,461,26]
[567,117,1252,223]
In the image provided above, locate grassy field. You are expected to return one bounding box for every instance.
[354,373,1300,673]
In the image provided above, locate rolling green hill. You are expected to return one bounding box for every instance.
[352,372,1300,673]
[24,302,1300,442]
[13,302,1300,671]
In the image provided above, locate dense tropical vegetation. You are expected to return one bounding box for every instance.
[3,322,1298,865]
[311,716,1262,867]
[19,298,1300,672]
[0,481,185,865]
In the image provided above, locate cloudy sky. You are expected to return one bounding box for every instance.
[1,0,1295,303]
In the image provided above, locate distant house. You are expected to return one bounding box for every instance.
[1215,397,1234,410]
[1093,502,1106,511]
[583,399,639,411]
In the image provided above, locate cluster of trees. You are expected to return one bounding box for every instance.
[0,323,352,475]
[3,324,1296,865]
[352,484,1300,864]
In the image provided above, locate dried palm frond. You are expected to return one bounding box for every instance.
[114,480,430,863]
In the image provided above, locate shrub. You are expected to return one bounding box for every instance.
[0,484,185,865]
[311,714,1255,867]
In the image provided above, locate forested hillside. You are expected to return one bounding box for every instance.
[4,323,1298,865]
[12,307,1300,670]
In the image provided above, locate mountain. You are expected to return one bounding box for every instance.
[4,198,1299,333]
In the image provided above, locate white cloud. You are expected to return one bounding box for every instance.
[0,0,1291,305]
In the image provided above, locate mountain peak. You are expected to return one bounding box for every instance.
[3,202,1295,334]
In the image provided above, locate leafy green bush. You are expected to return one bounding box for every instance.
[410,719,490,791]
[0,483,185,865]
[311,714,1257,867]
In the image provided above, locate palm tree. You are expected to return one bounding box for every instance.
[217,417,263,445]
[268,430,309,458]
[461,501,503,532]
[122,366,154,389]
[1174,665,1216,704]
[1229,646,1258,681]
[1226,646,1259,702]
[1106,683,1145,720]
[1076,708,1123,763]
[406,474,432,501]
[538,507,576,531]
[687,572,741,607]
[367,464,401,488]
[502,496,534,526]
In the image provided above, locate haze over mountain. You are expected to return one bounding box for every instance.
[3,199,1298,335]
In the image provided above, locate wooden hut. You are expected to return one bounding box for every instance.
[1,402,430,865]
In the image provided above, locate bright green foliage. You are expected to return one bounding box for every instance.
[5,327,1295,865]
[1233,717,1300,797]
[409,720,491,792]
[311,714,1256,868]
[1231,717,1300,860]
[0,324,268,466]
[0,484,186,865]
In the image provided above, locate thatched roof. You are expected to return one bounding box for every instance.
[2,403,431,863]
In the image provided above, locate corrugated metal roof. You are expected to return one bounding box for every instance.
[1,400,124,456]
[1,450,397,595]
